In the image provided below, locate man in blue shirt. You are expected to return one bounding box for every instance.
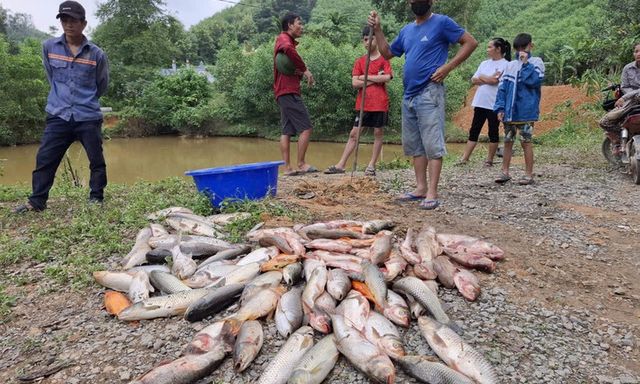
[15,1,109,213]
[368,1,477,210]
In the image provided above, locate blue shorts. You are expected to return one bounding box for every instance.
[401,82,446,159]
[504,122,534,143]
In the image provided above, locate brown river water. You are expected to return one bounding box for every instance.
[0,136,464,185]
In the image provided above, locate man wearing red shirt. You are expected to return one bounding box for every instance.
[274,13,316,176]
[324,26,392,177]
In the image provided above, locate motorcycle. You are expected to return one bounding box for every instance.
[600,84,640,184]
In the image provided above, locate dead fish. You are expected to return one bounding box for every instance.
[227,286,285,333]
[233,320,263,372]
[184,319,235,355]
[127,264,171,274]
[288,334,339,384]
[207,212,251,226]
[260,254,299,272]
[179,242,228,258]
[184,283,245,322]
[436,233,505,261]
[147,234,179,250]
[146,248,172,264]
[414,260,438,280]
[275,287,304,338]
[369,230,393,265]
[445,251,496,273]
[198,245,251,269]
[118,288,214,321]
[382,289,410,328]
[397,355,474,384]
[405,294,426,319]
[418,316,498,384]
[93,271,134,292]
[433,256,457,288]
[362,260,387,310]
[392,277,454,330]
[415,225,441,263]
[400,228,421,265]
[256,326,315,384]
[453,268,481,301]
[224,262,261,286]
[259,234,294,254]
[146,206,194,221]
[334,290,370,332]
[122,227,153,269]
[326,268,351,301]
[237,246,279,266]
[304,239,352,253]
[305,228,364,240]
[302,258,326,280]
[309,292,336,334]
[364,311,405,360]
[184,264,239,289]
[282,262,303,285]
[128,271,154,303]
[165,213,221,238]
[332,314,396,384]
[381,247,407,282]
[149,223,169,238]
[362,220,395,235]
[104,291,131,316]
[302,265,327,312]
[130,347,225,384]
[171,243,197,279]
[149,271,192,294]
[240,271,283,304]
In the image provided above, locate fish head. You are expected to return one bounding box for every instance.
[369,356,396,384]
[309,312,332,334]
[383,305,410,328]
[381,336,406,360]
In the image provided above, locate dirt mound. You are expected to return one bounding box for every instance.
[452,84,596,136]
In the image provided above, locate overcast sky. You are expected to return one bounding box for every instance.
[1,0,234,34]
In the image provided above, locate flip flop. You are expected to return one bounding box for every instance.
[284,170,303,176]
[302,166,319,174]
[494,173,511,184]
[517,176,535,185]
[419,199,440,210]
[395,193,426,202]
[324,166,345,174]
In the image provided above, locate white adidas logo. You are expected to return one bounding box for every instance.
[421,36,429,42]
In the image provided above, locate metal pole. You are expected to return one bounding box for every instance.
[351,27,375,179]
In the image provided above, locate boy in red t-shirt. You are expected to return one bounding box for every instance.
[324,26,392,177]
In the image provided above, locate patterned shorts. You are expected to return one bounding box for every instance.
[504,122,534,143]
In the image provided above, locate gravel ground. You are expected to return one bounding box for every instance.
[1,159,638,383]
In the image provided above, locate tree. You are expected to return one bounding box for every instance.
[0,5,7,36]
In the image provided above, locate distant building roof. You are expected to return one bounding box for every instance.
[160,60,215,83]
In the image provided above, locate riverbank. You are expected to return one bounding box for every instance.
[0,119,638,383]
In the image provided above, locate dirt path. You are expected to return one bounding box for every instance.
[0,161,638,383]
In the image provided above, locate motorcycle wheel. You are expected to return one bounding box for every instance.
[630,144,640,185]
[601,137,623,167]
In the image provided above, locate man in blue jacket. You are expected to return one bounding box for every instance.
[15,1,109,213]
[494,33,544,185]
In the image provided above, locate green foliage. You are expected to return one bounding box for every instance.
[3,11,49,47]
[0,177,211,289]
[135,68,212,135]
[0,37,48,145]
[0,285,16,319]
[307,0,372,45]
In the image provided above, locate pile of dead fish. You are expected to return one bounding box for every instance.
[93,207,505,384]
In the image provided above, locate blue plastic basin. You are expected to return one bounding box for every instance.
[185,161,285,207]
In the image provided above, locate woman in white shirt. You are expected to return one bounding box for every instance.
[458,37,511,166]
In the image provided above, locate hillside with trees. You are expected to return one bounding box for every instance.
[0,0,638,145]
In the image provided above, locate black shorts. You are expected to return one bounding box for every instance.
[354,111,388,128]
[277,94,312,136]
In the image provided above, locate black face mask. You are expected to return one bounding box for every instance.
[411,2,432,16]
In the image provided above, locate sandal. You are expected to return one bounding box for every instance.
[419,199,440,210]
[494,173,511,184]
[364,166,376,177]
[324,166,345,175]
[517,176,535,185]
[13,202,43,213]
[395,193,426,202]
[483,160,494,167]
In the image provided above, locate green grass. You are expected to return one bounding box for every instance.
[0,285,16,319]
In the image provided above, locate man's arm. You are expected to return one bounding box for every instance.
[96,51,109,97]
[42,43,53,84]
[368,11,394,60]
[431,32,478,83]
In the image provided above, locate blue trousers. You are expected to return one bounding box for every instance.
[29,115,106,210]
